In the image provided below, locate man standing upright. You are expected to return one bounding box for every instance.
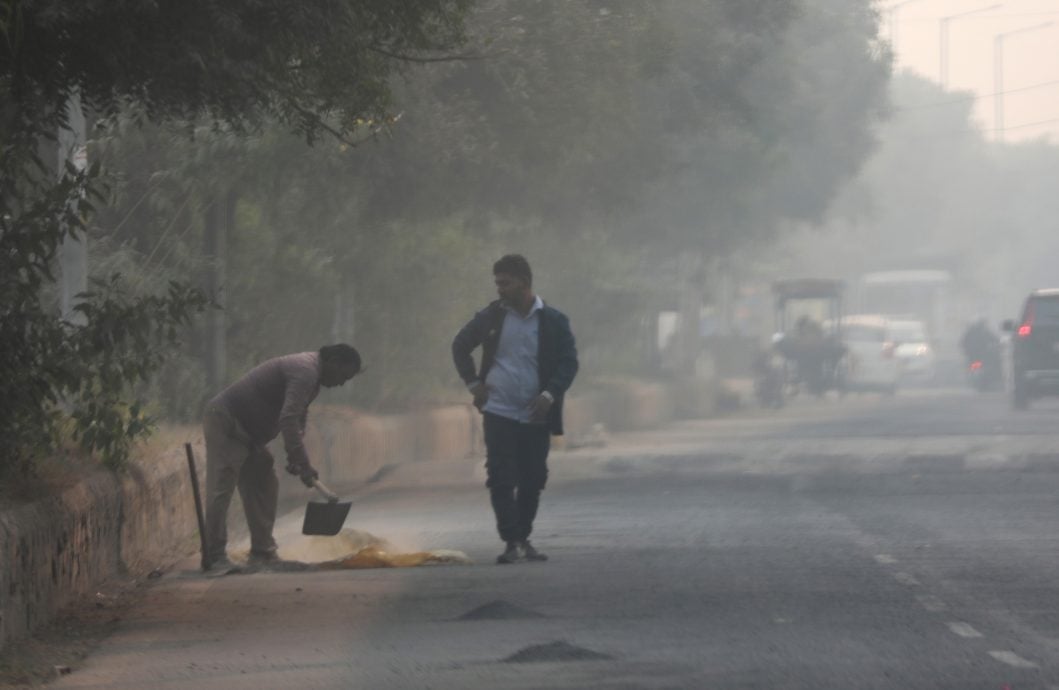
[452,255,578,564]
[202,344,361,573]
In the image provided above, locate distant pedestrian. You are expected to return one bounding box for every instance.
[202,344,361,572]
[452,255,578,564]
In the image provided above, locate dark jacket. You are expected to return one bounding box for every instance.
[452,299,578,435]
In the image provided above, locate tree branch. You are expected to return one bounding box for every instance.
[284,96,401,149]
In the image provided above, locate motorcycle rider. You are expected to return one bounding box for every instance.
[960,318,1001,389]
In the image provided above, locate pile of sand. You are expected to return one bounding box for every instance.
[274,528,471,570]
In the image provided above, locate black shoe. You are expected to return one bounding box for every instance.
[520,540,548,562]
[496,542,520,564]
[247,550,280,566]
[203,555,241,577]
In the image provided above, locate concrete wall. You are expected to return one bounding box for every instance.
[0,443,206,651]
[0,471,123,650]
[0,381,693,650]
[301,405,483,490]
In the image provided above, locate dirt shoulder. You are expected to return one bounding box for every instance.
[0,571,156,689]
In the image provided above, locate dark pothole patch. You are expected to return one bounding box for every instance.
[503,640,612,663]
[458,600,544,621]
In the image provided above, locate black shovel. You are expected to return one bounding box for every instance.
[302,479,352,536]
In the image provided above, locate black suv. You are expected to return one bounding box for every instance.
[1004,289,1059,409]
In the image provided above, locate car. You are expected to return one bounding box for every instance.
[888,318,936,383]
[839,314,901,394]
[1003,289,1059,409]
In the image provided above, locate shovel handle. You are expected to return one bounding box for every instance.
[312,478,340,503]
[185,443,211,571]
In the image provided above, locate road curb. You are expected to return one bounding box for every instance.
[573,449,1059,478]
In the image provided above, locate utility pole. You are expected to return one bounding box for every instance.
[939,4,1001,88]
[203,191,234,391]
[58,90,88,324]
[993,22,1054,142]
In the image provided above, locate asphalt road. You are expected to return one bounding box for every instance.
[50,388,1059,689]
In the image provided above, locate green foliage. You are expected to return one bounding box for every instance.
[1,0,474,142]
[65,276,210,468]
[0,140,210,476]
[2,0,478,478]
[623,0,890,256]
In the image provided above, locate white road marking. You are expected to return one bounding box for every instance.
[946,622,983,638]
[895,571,921,586]
[988,651,1039,669]
[916,594,948,612]
[874,554,898,565]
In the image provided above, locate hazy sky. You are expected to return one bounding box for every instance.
[887,0,1059,142]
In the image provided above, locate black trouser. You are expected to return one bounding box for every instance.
[483,412,551,543]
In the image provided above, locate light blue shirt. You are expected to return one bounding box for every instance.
[483,296,544,423]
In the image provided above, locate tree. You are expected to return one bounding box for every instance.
[2,0,473,141]
[0,0,476,477]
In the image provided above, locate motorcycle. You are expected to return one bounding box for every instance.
[966,351,1002,392]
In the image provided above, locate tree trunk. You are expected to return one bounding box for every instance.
[58,90,88,325]
[676,251,704,375]
[331,277,356,345]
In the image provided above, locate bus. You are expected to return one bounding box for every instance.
[855,270,959,380]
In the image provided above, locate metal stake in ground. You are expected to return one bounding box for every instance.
[184,443,211,571]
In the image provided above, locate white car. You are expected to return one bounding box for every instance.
[888,319,936,383]
[840,315,901,394]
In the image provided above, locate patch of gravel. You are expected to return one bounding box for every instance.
[458,600,544,621]
[503,640,612,663]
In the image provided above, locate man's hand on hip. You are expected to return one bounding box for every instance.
[469,382,489,411]
[528,391,554,424]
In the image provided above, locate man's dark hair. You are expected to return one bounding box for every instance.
[319,343,361,371]
[493,254,532,285]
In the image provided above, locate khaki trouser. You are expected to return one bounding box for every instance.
[203,405,279,562]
